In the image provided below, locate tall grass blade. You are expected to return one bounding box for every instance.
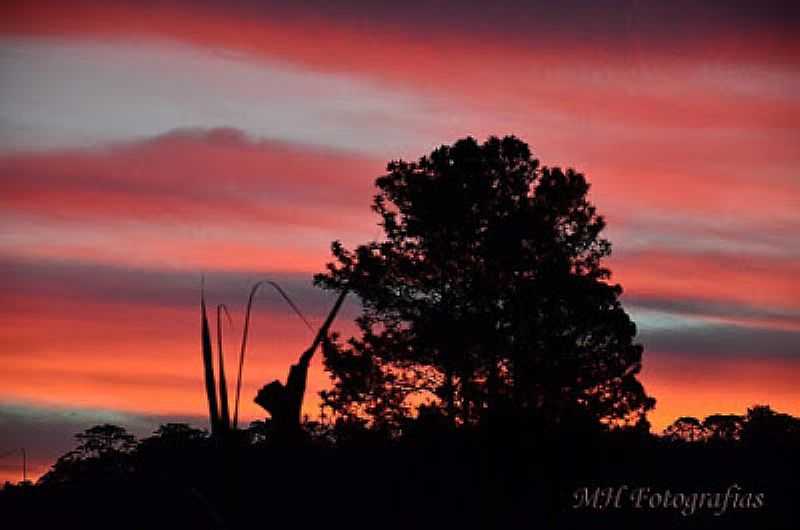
[201,280,220,435]
[231,280,320,428]
[216,304,233,432]
[266,281,314,332]
[232,281,265,429]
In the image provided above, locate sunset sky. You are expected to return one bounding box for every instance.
[1,0,798,482]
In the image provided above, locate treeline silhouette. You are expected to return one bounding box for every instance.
[2,137,797,529]
[1,405,798,529]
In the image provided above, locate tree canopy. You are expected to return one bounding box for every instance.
[315,135,654,433]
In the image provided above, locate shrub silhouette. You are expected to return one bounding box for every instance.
[5,405,799,529]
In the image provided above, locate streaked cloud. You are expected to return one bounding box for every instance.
[0,37,460,154]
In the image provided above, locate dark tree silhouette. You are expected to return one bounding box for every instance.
[740,405,800,448]
[703,413,743,443]
[315,136,654,432]
[142,423,207,449]
[73,424,137,458]
[663,416,706,442]
[39,424,137,485]
[661,407,800,447]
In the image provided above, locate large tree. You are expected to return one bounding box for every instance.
[315,136,654,432]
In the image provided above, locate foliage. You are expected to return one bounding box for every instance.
[39,424,137,485]
[315,135,654,431]
[663,416,706,443]
[662,406,800,447]
[6,407,799,529]
[72,424,138,459]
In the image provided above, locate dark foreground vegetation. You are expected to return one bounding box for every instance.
[2,406,799,530]
[3,137,797,528]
